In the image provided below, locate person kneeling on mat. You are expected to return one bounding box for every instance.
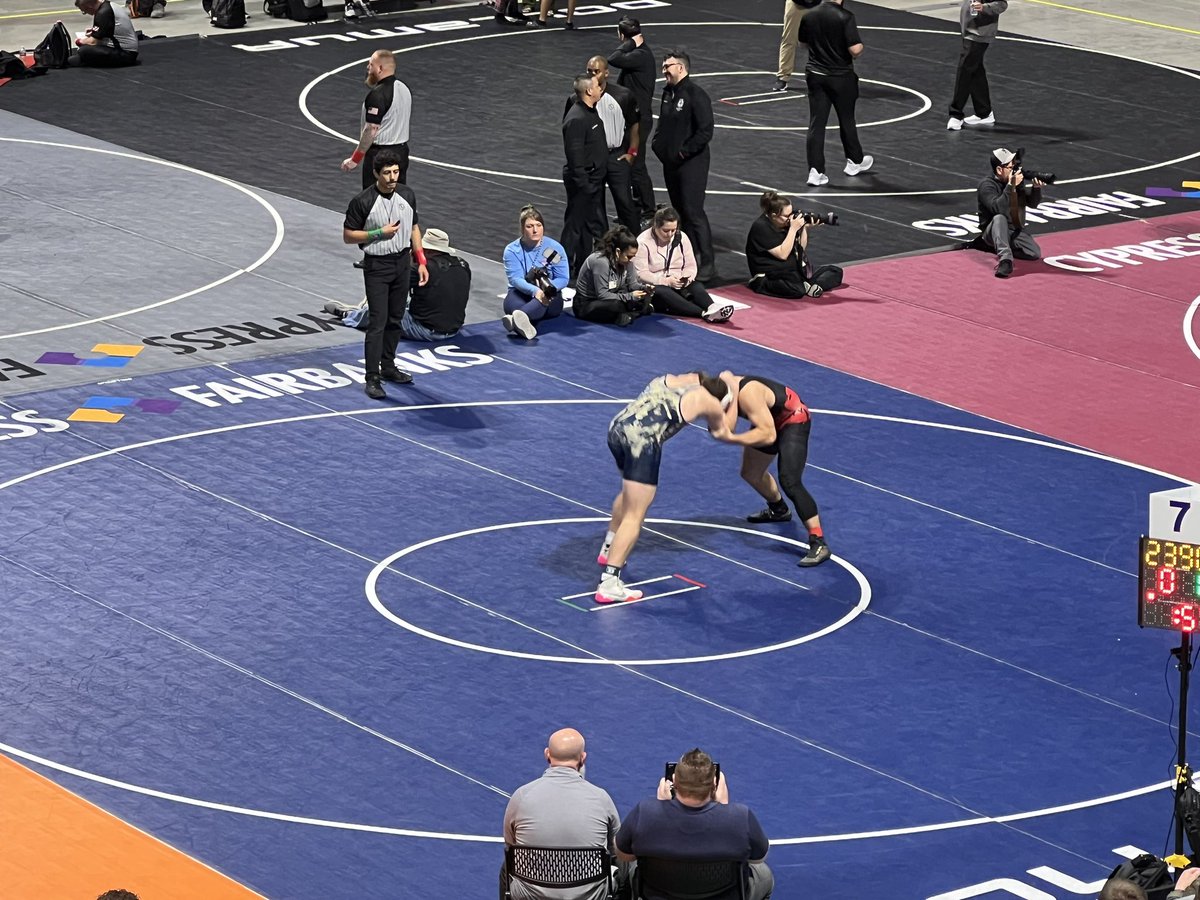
[745,190,842,299]
[596,371,740,604]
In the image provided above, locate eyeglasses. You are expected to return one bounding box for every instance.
[662,62,682,70]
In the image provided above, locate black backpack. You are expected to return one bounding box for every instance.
[285,0,327,23]
[1102,854,1174,900]
[127,0,154,16]
[33,22,71,69]
[262,0,289,17]
[0,50,46,81]
[209,0,246,28]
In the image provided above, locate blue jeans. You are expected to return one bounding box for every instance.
[503,288,564,322]
[400,309,456,342]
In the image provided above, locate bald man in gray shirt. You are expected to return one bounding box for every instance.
[502,728,623,900]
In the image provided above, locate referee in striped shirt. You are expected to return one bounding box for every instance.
[341,49,413,189]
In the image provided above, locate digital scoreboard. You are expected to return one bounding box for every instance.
[1140,537,1200,632]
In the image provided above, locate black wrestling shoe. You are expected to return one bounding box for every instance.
[747,505,792,523]
[364,376,386,400]
[798,537,831,567]
[380,367,413,385]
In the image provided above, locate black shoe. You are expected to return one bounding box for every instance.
[747,505,792,523]
[772,78,788,92]
[380,367,413,385]
[365,377,386,400]
[995,258,1013,278]
[614,312,635,327]
[798,537,831,567]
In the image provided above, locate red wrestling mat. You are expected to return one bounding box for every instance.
[708,211,1200,482]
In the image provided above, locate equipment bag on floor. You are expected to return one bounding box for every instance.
[209,0,246,28]
[33,22,71,68]
[1102,854,1173,900]
[285,0,327,23]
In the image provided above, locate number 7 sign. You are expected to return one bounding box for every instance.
[1150,487,1200,543]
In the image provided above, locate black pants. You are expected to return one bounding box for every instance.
[805,71,864,174]
[774,420,818,523]
[362,252,412,376]
[662,148,714,275]
[68,45,138,67]
[606,149,641,234]
[561,174,606,276]
[750,264,842,298]
[949,39,992,119]
[630,114,657,218]
[362,142,409,190]
[651,281,712,317]
[574,294,647,324]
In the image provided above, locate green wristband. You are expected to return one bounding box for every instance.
[368,227,383,240]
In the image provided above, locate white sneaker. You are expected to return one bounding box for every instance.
[964,113,995,125]
[844,155,873,176]
[702,303,734,323]
[595,575,644,604]
[150,2,165,15]
[947,116,963,131]
[501,314,516,333]
[511,309,537,340]
[807,168,828,187]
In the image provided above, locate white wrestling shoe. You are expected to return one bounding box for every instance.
[595,575,643,604]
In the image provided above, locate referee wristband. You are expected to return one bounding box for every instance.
[414,247,427,266]
[351,149,365,164]
[628,148,638,157]
[367,228,383,240]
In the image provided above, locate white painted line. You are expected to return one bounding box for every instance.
[560,575,673,601]
[0,138,285,341]
[589,585,703,610]
[725,93,807,106]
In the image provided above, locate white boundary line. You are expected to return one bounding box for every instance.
[295,23,1200,199]
[589,584,703,610]
[560,575,672,600]
[0,138,286,340]
[1185,291,1200,362]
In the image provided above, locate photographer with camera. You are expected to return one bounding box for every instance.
[745,191,843,299]
[615,749,773,900]
[572,226,654,327]
[976,147,1046,278]
[634,207,734,323]
[502,205,571,340]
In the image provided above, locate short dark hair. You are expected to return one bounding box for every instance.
[617,15,640,38]
[697,373,729,406]
[373,149,401,175]
[652,205,679,229]
[573,73,595,99]
[97,891,140,900]
[759,190,791,216]
[599,225,638,262]
[1098,880,1149,900]
[672,748,717,801]
[663,48,690,71]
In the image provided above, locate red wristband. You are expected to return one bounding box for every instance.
[350,149,365,164]
[629,148,638,157]
[414,247,427,266]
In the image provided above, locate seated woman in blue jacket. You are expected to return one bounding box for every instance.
[501,204,571,340]
[572,226,653,327]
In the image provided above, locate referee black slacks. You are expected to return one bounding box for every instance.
[605,150,641,234]
[561,174,606,276]
[362,142,410,190]
[662,147,714,277]
[804,71,864,175]
[630,113,657,219]
[949,39,992,119]
[362,252,412,376]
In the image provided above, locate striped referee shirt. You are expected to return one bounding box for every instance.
[343,184,419,256]
[361,75,412,146]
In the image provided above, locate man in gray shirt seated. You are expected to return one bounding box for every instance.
[502,728,626,900]
[69,0,139,67]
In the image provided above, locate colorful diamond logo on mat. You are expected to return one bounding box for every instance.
[36,344,144,368]
[67,396,181,424]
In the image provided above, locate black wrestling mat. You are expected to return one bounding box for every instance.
[4,0,1196,278]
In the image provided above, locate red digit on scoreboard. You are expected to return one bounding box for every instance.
[1158,567,1178,595]
[1172,605,1198,633]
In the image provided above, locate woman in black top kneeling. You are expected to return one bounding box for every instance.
[745,191,842,299]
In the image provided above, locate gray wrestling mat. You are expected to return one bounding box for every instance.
[0,110,509,399]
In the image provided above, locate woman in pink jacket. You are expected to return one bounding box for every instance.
[634,207,734,323]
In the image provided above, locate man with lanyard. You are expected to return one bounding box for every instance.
[561,73,609,277]
[608,16,657,225]
[566,56,642,235]
[798,0,872,187]
[68,0,138,67]
[342,150,429,400]
[596,372,736,604]
[723,373,831,567]
[341,50,413,190]
[652,49,717,284]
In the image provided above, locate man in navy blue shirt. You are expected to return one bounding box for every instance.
[616,749,774,899]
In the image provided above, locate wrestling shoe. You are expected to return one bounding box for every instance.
[747,505,792,523]
[797,536,831,567]
[595,575,643,604]
[994,258,1013,278]
[511,309,537,339]
[364,376,386,400]
[964,113,995,126]
[947,116,963,131]
[702,303,734,323]
[844,155,874,176]
[807,169,829,187]
[380,367,413,385]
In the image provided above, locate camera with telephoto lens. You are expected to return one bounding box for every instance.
[793,210,839,226]
[525,266,559,299]
[1020,169,1057,185]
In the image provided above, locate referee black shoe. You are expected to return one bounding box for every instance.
[381,367,413,385]
[798,537,831,568]
[365,376,386,400]
[747,505,792,523]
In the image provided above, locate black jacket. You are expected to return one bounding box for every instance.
[652,76,714,166]
[562,102,608,192]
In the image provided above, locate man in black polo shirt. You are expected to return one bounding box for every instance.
[69,0,138,67]
[798,0,873,187]
[561,73,609,277]
[341,49,413,190]
[608,16,657,223]
[342,150,429,400]
[652,49,717,284]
